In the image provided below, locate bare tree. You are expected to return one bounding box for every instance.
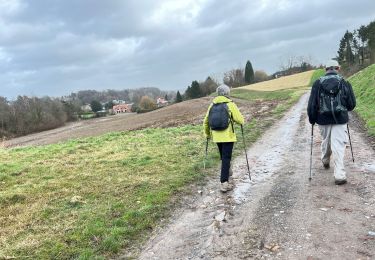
[223,68,245,88]
[199,77,218,96]
[254,70,269,83]
[4,96,67,136]
[139,96,157,111]
[279,55,298,72]
[279,55,315,75]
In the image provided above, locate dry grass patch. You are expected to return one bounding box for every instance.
[239,70,315,91]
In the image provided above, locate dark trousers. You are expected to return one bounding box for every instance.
[217,142,234,183]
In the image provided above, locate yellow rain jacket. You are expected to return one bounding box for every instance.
[203,96,244,143]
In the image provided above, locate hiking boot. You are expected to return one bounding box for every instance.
[323,162,330,169]
[335,179,347,185]
[322,160,330,169]
[220,182,233,193]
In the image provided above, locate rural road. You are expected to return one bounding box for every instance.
[134,93,375,260]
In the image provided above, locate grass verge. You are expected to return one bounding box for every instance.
[348,64,375,136]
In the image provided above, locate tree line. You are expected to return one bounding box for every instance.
[73,87,175,105]
[0,87,175,138]
[178,58,315,102]
[337,19,375,74]
[0,96,68,138]
[177,60,257,102]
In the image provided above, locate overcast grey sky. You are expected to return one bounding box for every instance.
[0,0,374,99]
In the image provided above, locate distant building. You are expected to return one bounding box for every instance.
[113,104,132,113]
[156,97,169,108]
[112,99,127,105]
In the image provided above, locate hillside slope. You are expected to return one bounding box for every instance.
[3,70,321,148]
[349,64,375,136]
[239,70,315,91]
[3,97,260,147]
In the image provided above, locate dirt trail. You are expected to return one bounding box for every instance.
[134,94,375,260]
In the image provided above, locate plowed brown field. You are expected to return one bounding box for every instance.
[2,97,277,147]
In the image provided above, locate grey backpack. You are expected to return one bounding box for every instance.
[318,75,347,120]
[208,102,233,131]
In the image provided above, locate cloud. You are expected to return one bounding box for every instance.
[0,0,374,98]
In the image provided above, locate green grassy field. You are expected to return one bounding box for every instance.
[0,123,263,259]
[0,70,319,259]
[348,64,375,136]
[231,69,325,117]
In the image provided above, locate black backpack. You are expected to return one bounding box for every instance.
[318,75,348,120]
[208,102,233,131]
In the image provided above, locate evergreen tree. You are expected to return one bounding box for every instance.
[176,91,183,103]
[345,31,355,66]
[337,35,347,65]
[244,60,254,84]
[190,81,201,98]
[336,19,375,71]
[358,25,368,64]
[337,31,355,69]
[90,100,103,112]
[184,86,192,99]
[104,101,114,110]
[164,94,168,101]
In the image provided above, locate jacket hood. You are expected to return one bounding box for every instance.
[213,96,232,104]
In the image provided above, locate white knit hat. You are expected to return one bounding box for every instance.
[217,84,230,96]
[325,60,340,69]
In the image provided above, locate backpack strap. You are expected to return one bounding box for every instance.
[230,113,234,133]
[225,100,235,133]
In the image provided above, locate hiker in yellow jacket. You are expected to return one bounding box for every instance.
[203,84,244,192]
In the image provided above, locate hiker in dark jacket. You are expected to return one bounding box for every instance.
[203,84,244,192]
[307,60,356,185]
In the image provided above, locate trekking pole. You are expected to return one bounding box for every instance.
[240,125,251,180]
[309,124,314,181]
[347,124,354,162]
[204,138,209,169]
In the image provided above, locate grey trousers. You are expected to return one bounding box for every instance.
[319,124,348,181]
